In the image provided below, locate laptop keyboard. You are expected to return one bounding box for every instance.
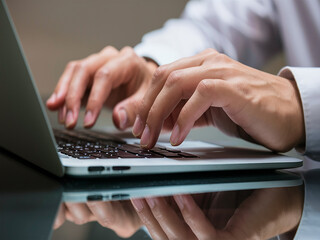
[54,129,197,159]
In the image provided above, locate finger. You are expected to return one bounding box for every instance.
[65,208,75,222]
[132,50,216,138]
[139,66,208,148]
[174,195,217,240]
[87,200,139,238]
[63,47,118,128]
[112,57,157,131]
[145,197,196,240]
[53,204,66,229]
[83,47,144,128]
[86,201,119,229]
[131,198,169,240]
[47,47,117,111]
[64,202,95,225]
[58,105,67,124]
[170,79,240,146]
[112,90,143,130]
[46,61,77,110]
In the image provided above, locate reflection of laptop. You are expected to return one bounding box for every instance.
[0,147,302,240]
[61,170,303,202]
[0,0,303,177]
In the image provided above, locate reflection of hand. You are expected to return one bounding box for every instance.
[54,200,142,238]
[46,46,157,130]
[131,186,304,240]
[132,49,305,152]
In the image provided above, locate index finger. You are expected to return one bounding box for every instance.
[46,46,118,111]
[132,49,217,137]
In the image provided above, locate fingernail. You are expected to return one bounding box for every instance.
[170,124,180,146]
[132,115,144,137]
[84,110,94,127]
[118,109,127,130]
[66,110,74,128]
[58,107,65,124]
[47,93,56,104]
[140,125,150,147]
[174,195,185,210]
[131,199,144,212]
[146,197,156,209]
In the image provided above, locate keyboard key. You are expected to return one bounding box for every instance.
[166,148,181,153]
[54,129,199,159]
[178,152,198,158]
[78,156,96,159]
[151,150,181,158]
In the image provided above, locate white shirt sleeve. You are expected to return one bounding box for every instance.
[279,67,320,161]
[292,169,320,240]
[134,0,282,68]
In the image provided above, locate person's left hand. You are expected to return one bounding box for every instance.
[53,200,142,238]
[131,186,304,240]
[132,49,305,152]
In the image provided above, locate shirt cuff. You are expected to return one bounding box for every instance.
[279,67,320,160]
[293,169,320,240]
[134,42,180,66]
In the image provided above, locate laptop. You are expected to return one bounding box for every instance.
[0,0,303,177]
[61,170,303,202]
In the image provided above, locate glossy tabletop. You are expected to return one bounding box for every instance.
[0,144,310,240]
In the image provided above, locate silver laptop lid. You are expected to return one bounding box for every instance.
[0,0,64,176]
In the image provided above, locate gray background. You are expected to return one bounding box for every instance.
[6,0,287,239]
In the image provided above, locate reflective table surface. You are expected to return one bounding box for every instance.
[1,144,315,240]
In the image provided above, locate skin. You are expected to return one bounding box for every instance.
[49,46,305,237]
[131,186,304,240]
[46,46,158,130]
[47,47,305,153]
[132,49,305,152]
[53,201,142,238]
[54,186,304,240]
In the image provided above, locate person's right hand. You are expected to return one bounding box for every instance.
[46,46,158,130]
[132,186,304,240]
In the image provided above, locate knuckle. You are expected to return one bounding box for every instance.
[99,216,116,228]
[121,46,134,54]
[102,45,118,54]
[128,54,141,69]
[152,65,167,82]
[74,218,88,225]
[198,79,215,97]
[65,94,78,105]
[94,67,110,80]
[66,61,77,70]
[166,71,182,88]
[206,64,236,76]
[85,53,98,62]
[216,53,231,63]
[203,48,218,55]
[116,228,135,238]
[74,61,89,72]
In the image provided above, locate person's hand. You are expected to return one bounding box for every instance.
[46,46,158,130]
[53,201,142,238]
[131,186,304,240]
[133,49,305,152]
